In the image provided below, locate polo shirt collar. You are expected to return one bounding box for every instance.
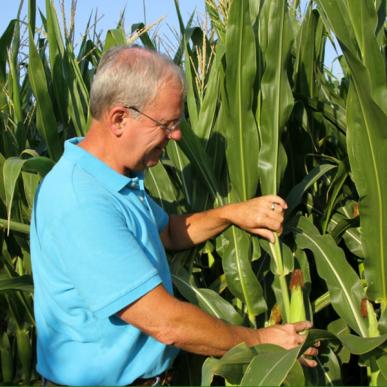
[63,137,144,192]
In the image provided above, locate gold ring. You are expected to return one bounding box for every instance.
[271,202,276,211]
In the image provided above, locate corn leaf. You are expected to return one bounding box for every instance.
[172,273,243,325]
[0,275,33,293]
[258,0,293,195]
[286,163,337,216]
[0,20,16,109]
[145,162,182,214]
[224,0,259,202]
[0,332,13,383]
[338,333,387,355]
[0,218,29,234]
[240,345,301,386]
[317,0,387,313]
[201,343,256,386]
[16,328,32,384]
[294,216,368,337]
[166,141,193,208]
[28,29,62,160]
[3,156,54,231]
[28,0,36,38]
[177,121,222,206]
[104,29,127,51]
[222,226,267,322]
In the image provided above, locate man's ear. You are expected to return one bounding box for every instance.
[109,107,128,137]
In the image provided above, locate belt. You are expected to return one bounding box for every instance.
[42,369,173,386]
[131,370,174,386]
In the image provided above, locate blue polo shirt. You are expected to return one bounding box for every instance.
[30,137,178,386]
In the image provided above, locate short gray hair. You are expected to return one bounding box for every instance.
[90,45,185,119]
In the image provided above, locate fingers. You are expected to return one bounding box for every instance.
[254,228,275,243]
[234,195,288,238]
[293,320,313,332]
[299,355,318,368]
[303,346,319,357]
[299,343,320,368]
[265,195,288,210]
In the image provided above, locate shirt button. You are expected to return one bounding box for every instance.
[129,182,138,189]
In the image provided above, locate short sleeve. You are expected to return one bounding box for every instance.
[48,199,162,318]
[146,195,169,232]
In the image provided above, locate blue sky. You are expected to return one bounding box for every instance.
[1,0,341,76]
[1,1,206,51]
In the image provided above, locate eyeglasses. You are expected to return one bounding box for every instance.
[126,106,181,135]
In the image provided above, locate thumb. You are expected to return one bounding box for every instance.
[253,228,275,243]
[294,321,313,332]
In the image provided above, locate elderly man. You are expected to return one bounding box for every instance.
[30,46,317,386]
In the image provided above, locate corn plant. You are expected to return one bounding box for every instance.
[1,0,386,385]
[146,0,387,385]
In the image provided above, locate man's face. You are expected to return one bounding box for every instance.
[123,81,183,171]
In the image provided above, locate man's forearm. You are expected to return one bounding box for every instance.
[162,207,233,250]
[153,299,258,356]
[161,195,288,250]
[119,285,259,356]
[118,285,315,359]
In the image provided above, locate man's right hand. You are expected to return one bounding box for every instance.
[257,322,318,367]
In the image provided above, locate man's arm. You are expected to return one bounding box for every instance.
[118,285,317,365]
[160,195,287,250]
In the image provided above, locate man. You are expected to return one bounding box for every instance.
[30,46,317,386]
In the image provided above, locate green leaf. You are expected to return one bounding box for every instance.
[3,156,54,231]
[346,74,387,310]
[178,121,223,207]
[286,164,337,216]
[131,23,156,50]
[294,216,368,337]
[166,141,192,209]
[28,0,36,38]
[283,360,304,386]
[377,354,387,381]
[201,343,255,386]
[338,333,387,355]
[301,328,341,353]
[64,48,89,136]
[28,29,62,160]
[16,328,33,384]
[0,332,13,383]
[195,43,224,144]
[315,346,343,386]
[104,28,127,51]
[224,0,259,201]
[317,0,387,316]
[240,345,301,386]
[172,273,243,325]
[0,218,30,234]
[222,227,267,323]
[0,275,33,293]
[293,6,322,98]
[0,20,16,108]
[258,0,294,196]
[145,162,180,214]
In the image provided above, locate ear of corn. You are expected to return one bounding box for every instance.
[289,269,306,324]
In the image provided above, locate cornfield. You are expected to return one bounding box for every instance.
[0,0,386,385]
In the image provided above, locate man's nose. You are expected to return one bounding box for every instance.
[168,128,182,141]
